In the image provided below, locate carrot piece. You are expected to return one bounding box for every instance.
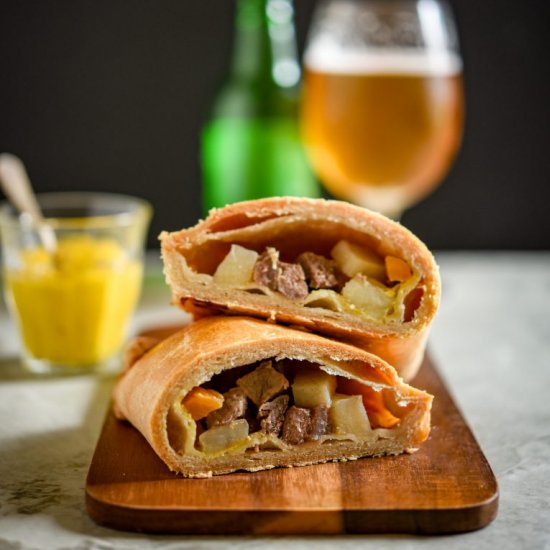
[385,255,412,282]
[365,408,401,429]
[182,387,224,420]
[337,378,401,429]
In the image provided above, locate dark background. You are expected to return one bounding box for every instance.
[0,0,548,250]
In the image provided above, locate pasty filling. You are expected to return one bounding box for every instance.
[168,357,413,457]
[187,239,423,323]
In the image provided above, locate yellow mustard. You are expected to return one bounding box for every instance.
[5,235,142,366]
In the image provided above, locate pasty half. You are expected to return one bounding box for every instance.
[113,316,433,477]
[161,197,440,380]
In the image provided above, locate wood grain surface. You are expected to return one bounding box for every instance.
[85,355,498,535]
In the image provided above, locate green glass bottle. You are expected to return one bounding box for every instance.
[201,0,319,214]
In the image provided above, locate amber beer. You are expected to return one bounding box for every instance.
[301,49,464,217]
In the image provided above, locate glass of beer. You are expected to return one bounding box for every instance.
[301,0,464,219]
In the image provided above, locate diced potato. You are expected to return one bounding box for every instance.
[329,394,372,437]
[292,368,337,408]
[331,240,385,280]
[182,387,224,421]
[385,255,412,282]
[338,378,401,428]
[199,418,250,453]
[213,244,259,285]
[342,275,393,319]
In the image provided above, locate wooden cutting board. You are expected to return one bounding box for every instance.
[85,355,498,535]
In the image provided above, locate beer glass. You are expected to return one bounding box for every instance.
[301,0,464,219]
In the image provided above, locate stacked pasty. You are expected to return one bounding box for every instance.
[114,316,433,477]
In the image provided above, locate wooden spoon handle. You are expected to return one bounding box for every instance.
[0,153,57,252]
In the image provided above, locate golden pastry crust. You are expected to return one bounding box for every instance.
[113,316,433,478]
[160,197,440,380]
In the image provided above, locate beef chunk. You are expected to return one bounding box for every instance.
[253,248,308,300]
[277,263,309,299]
[297,252,346,290]
[206,387,248,427]
[253,248,279,288]
[307,405,329,441]
[281,406,311,445]
[258,395,289,436]
[237,360,289,406]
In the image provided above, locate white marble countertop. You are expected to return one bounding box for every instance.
[1,251,549,549]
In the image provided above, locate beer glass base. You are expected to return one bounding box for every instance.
[21,353,122,377]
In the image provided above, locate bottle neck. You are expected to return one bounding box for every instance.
[230,0,300,90]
